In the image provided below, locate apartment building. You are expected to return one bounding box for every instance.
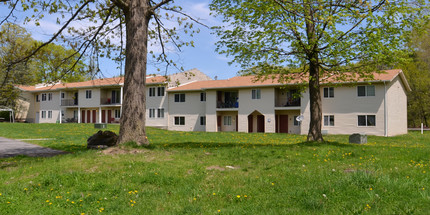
[17,69,409,136]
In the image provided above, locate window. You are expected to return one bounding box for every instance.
[61,110,65,117]
[223,116,232,126]
[200,116,206,125]
[41,111,46,118]
[174,116,185,125]
[48,111,52,119]
[252,89,261,99]
[323,87,334,98]
[293,115,300,126]
[357,85,375,97]
[115,109,121,118]
[157,87,165,96]
[200,92,206,101]
[149,108,155,118]
[61,92,65,99]
[324,115,335,126]
[149,87,156,97]
[36,95,40,102]
[41,93,47,101]
[174,93,185,102]
[358,115,376,126]
[157,108,164,118]
[86,90,92,99]
[48,93,52,101]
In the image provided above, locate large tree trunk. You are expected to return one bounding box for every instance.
[307,61,324,142]
[117,0,151,145]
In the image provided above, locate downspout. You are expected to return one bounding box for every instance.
[384,81,388,137]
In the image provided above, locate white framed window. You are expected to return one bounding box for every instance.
[149,108,155,118]
[115,109,121,118]
[157,108,164,118]
[293,115,300,126]
[41,111,46,118]
[323,87,334,98]
[48,93,53,101]
[358,115,376,126]
[61,92,65,99]
[149,87,156,97]
[200,116,206,125]
[174,93,185,102]
[223,116,232,126]
[174,116,185,125]
[36,95,40,102]
[157,87,165,97]
[48,111,52,119]
[86,90,92,99]
[41,93,47,101]
[200,92,206,101]
[324,115,335,126]
[61,110,65,117]
[357,85,375,97]
[252,89,261,99]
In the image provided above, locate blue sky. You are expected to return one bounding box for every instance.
[0,0,240,80]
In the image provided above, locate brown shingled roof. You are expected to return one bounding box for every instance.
[168,69,408,92]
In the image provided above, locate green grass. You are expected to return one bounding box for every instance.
[0,123,429,214]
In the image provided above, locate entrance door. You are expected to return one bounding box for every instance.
[248,115,253,133]
[102,110,106,123]
[235,115,238,132]
[257,115,265,133]
[35,112,40,123]
[108,110,112,123]
[279,115,288,133]
[217,115,222,132]
[92,110,96,123]
[87,110,91,123]
[81,110,85,123]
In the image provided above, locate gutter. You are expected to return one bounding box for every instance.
[384,81,388,137]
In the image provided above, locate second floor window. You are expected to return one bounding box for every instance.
[157,87,165,96]
[323,87,334,98]
[86,90,92,99]
[149,87,156,97]
[357,85,375,97]
[41,93,47,101]
[200,92,206,101]
[48,93,52,101]
[252,89,261,99]
[175,93,185,102]
[324,115,335,126]
[61,92,65,99]
[36,95,40,102]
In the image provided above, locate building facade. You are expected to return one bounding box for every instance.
[17,69,410,136]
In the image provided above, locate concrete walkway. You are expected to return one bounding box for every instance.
[0,137,67,158]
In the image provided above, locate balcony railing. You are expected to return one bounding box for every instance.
[217,101,239,108]
[61,99,78,106]
[101,98,121,105]
[275,98,301,107]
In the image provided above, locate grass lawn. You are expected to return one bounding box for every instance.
[0,123,429,214]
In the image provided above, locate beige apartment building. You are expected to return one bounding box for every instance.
[16,69,409,137]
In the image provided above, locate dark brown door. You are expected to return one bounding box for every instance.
[279,115,288,133]
[235,115,238,132]
[108,110,112,123]
[217,115,222,131]
[275,115,279,133]
[92,110,96,123]
[257,115,265,133]
[87,110,91,123]
[102,110,106,123]
[248,115,253,133]
[81,110,85,123]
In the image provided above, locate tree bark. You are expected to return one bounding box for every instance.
[117,0,151,145]
[307,59,324,142]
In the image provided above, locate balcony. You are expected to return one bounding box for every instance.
[275,98,301,107]
[61,99,78,106]
[216,91,238,109]
[101,98,121,105]
[275,88,301,108]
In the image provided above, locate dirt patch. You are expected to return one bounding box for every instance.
[99,147,149,155]
[206,165,226,171]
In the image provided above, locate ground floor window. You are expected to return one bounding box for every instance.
[175,116,185,125]
[223,116,232,126]
[48,111,53,119]
[115,109,121,118]
[200,116,206,125]
[149,109,155,118]
[41,111,46,118]
[293,115,300,126]
[157,108,164,118]
[324,115,334,126]
[358,115,376,126]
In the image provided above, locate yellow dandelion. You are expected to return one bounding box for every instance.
[24,188,28,191]
[213,193,216,195]
[237,195,240,198]
[218,209,221,213]
[46,200,50,203]
[369,187,373,191]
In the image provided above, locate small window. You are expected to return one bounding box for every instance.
[157,108,164,118]
[293,115,300,126]
[115,109,121,118]
[86,90,92,99]
[48,111,52,119]
[48,93,52,101]
[174,116,185,125]
[358,115,376,126]
[357,85,375,97]
[149,87,156,97]
[41,111,46,118]
[323,87,334,98]
[61,92,65,99]
[252,89,261,99]
[149,108,155,118]
[200,116,206,125]
[41,93,47,101]
[174,93,186,102]
[36,95,40,102]
[157,87,165,97]
[200,92,206,101]
[223,116,232,126]
[324,115,335,126]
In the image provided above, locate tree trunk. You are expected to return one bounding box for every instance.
[307,61,324,142]
[117,0,151,145]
